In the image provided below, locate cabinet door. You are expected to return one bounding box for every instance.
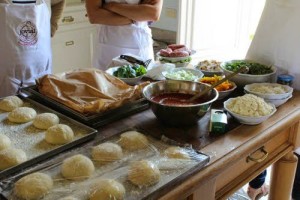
[51,27,96,74]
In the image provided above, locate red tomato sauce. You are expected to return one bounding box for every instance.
[151,93,208,106]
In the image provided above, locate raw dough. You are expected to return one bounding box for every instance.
[89,179,125,200]
[128,160,160,187]
[0,134,11,151]
[45,124,74,145]
[164,146,190,160]
[14,172,53,200]
[0,96,23,112]
[92,142,123,164]
[33,113,59,129]
[61,154,95,180]
[59,197,78,200]
[8,107,37,123]
[119,131,149,151]
[0,148,27,170]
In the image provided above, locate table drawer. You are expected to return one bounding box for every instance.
[215,128,290,199]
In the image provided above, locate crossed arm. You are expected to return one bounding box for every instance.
[85,0,163,25]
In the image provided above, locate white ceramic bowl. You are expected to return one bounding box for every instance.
[224,98,277,125]
[162,67,204,82]
[244,83,293,100]
[264,94,293,107]
[217,82,237,100]
[195,60,224,77]
[220,60,277,87]
[105,66,144,85]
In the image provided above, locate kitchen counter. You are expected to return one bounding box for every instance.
[94,90,300,200]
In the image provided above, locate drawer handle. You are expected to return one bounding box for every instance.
[247,147,269,163]
[65,41,74,46]
[62,16,74,23]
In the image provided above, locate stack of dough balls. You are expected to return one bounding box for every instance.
[119,131,149,151]
[14,172,53,200]
[0,96,23,112]
[92,142,123,164]
[89,179,125,200]
[8,107,37,123]
[61,154,95,181]
[33,113,59,129]
[164,146,191,160]
[45,124,74,145]
[128,160,160,187]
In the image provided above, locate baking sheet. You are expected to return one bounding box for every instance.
[0,97,97,180]
[21,85,150,128]
[0,129,209,200]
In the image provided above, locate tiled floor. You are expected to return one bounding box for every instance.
[228,167,271,200]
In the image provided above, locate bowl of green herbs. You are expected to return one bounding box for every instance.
[220,60,277,87]
[106,64,147,85]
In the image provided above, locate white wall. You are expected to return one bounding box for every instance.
[150,0,179,32]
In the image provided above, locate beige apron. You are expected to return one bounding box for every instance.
[246,0,300,90]
[94,0,154,70]
[0,0,51,97]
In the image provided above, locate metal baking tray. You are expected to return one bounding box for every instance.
[0,128,210,200]
[0,96,97,180]
[21,85,150,128]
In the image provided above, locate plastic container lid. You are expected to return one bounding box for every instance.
[277,74,294,82]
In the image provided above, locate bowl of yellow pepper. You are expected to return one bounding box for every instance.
[199,75,237,100]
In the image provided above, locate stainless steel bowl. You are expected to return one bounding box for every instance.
[142,80,219,126]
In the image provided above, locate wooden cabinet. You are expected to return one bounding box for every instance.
[51,3,97,74]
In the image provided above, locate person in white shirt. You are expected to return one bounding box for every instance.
[85,0,163,70]
[0,0,65,97]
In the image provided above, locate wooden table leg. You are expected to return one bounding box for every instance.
[269,151,298,200]
[187,178,216,200]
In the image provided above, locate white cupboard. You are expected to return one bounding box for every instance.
[51,3,97,74]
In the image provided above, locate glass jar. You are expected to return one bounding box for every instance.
[277,74,294,86]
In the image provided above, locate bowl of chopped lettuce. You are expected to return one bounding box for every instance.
[106,64,147,85]
[220,60,277,87]
[162,67,204,82]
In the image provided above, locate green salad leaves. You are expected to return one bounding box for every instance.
[113,64,147,78]
[224,60,273,75]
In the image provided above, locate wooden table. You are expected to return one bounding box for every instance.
[97,90,300,200]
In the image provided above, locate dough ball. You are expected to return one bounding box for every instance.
[0,96,23,112]
[92,142,123,164]
[59,197,78,200]
[0,134,11,151]
[45,124,74,145]
[89,179,125,200]
[8,107,37,123]
[33,113,59,129]
[164,146,190,160]
[14,172,53,200]
[0,148,27,170]
[61,154,95,180]
[128,160,160,187]
[119,131,149,151]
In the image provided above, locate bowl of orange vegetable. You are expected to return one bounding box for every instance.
[199,75,237,100]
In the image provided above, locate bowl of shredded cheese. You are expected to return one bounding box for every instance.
[224,94,276,125]
[244,83,293,99]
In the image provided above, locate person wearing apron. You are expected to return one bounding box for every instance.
[0,0,65,98]
[85,0,163,70]
[245,0,300,199]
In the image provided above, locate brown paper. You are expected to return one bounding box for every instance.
[37,68,149,114]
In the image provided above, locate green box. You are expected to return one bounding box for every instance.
[209,109,227,134]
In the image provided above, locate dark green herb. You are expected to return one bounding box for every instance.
[224,60,273,75]
[113,64,147,78]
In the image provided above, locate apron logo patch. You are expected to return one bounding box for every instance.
[17,21,38,46]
